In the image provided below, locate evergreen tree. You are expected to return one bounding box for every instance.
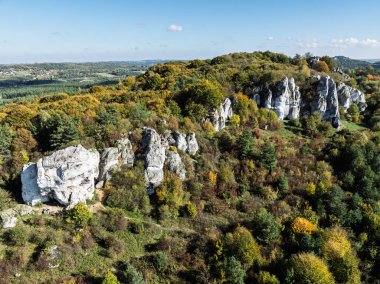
[260,142,277,173]
[224,257,246,284]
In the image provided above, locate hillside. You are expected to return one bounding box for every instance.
[0,51,379,283]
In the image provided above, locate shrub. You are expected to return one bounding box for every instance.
[102,271,120,284]
[181,202,198,219]
[66,202,92,228]
[123,263,145,284]
[225,226,262,267]
[257,271,280,284]
[5,225,30,246]
[153,251,168,274]
[290,253,335,284]
[105,163,151,213]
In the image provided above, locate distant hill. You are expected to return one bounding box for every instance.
[333,56,371,69]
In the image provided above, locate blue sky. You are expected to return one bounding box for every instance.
[0,0,379,63]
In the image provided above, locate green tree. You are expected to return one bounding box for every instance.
[224,256,246,284]
[260,142,277,173]
[347,104,360,123]
[238,129,255,159]
[253,209,281,244]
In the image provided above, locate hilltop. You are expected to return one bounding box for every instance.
[0,51,379,283]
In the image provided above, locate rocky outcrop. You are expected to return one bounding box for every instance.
[97,138,134,188]
[312,76,340,127]
[162,131,199,156]
[0,205,33,229]
[252,77,301,120]
[166,150,186,180]
[337,83,367,112]
[142,128,166,193]
[21,145,100,207]
[207,98,233,131]
[186,133,199,155]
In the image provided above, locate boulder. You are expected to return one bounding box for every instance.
[186,133,199,155]
[312,76,340,127]
[0,209,18,229]
[0,205,33,229]
[142,128,166,192]
[206,98,233,131]
[21,145,100,207]
[97,138,134,188]
[337,82,367,112]
[166,150,186,180]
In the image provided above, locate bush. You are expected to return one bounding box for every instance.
[66,202,92,228]
[5,225,30,246]
[153,251,168,274]
[123,263,145,284]
[105,163,151,213]
[102,271,120,284]
[257,271,280,284]
[290,253,335,284]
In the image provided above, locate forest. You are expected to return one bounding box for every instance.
[0,51,379,284]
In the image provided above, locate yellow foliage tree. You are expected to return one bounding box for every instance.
[291,217,317,234]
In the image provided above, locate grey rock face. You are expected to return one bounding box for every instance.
[312,76,340,127]
[186,133,199,155]
[0,205,33,229]
[162,130,199,156]
[97,138,134,188]
[252,77,301,120]
[142,128,166,192]
[166,150,186,180]
[172,131,188,152]
[21,145,100,207]
[207,98,233,131]
[0,209,18,229]
[21,163,50,206]
[337,82,367,112]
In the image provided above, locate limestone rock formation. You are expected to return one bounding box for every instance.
[21,145,100,207]
[142,128,166,192]
[0,205,33,229]
[312,76,340,127]
[166,150,186,180]
[162,130,199,156]
[252,77,301,120]
[207,98,233,131]
[337,82,367,112]
[97,138,134,188]
[186,133,199,155]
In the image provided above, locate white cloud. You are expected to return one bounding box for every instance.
[267,36,274,40]
[167,24,183,32]
[297,40,319,49]
[331,37,380,48]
